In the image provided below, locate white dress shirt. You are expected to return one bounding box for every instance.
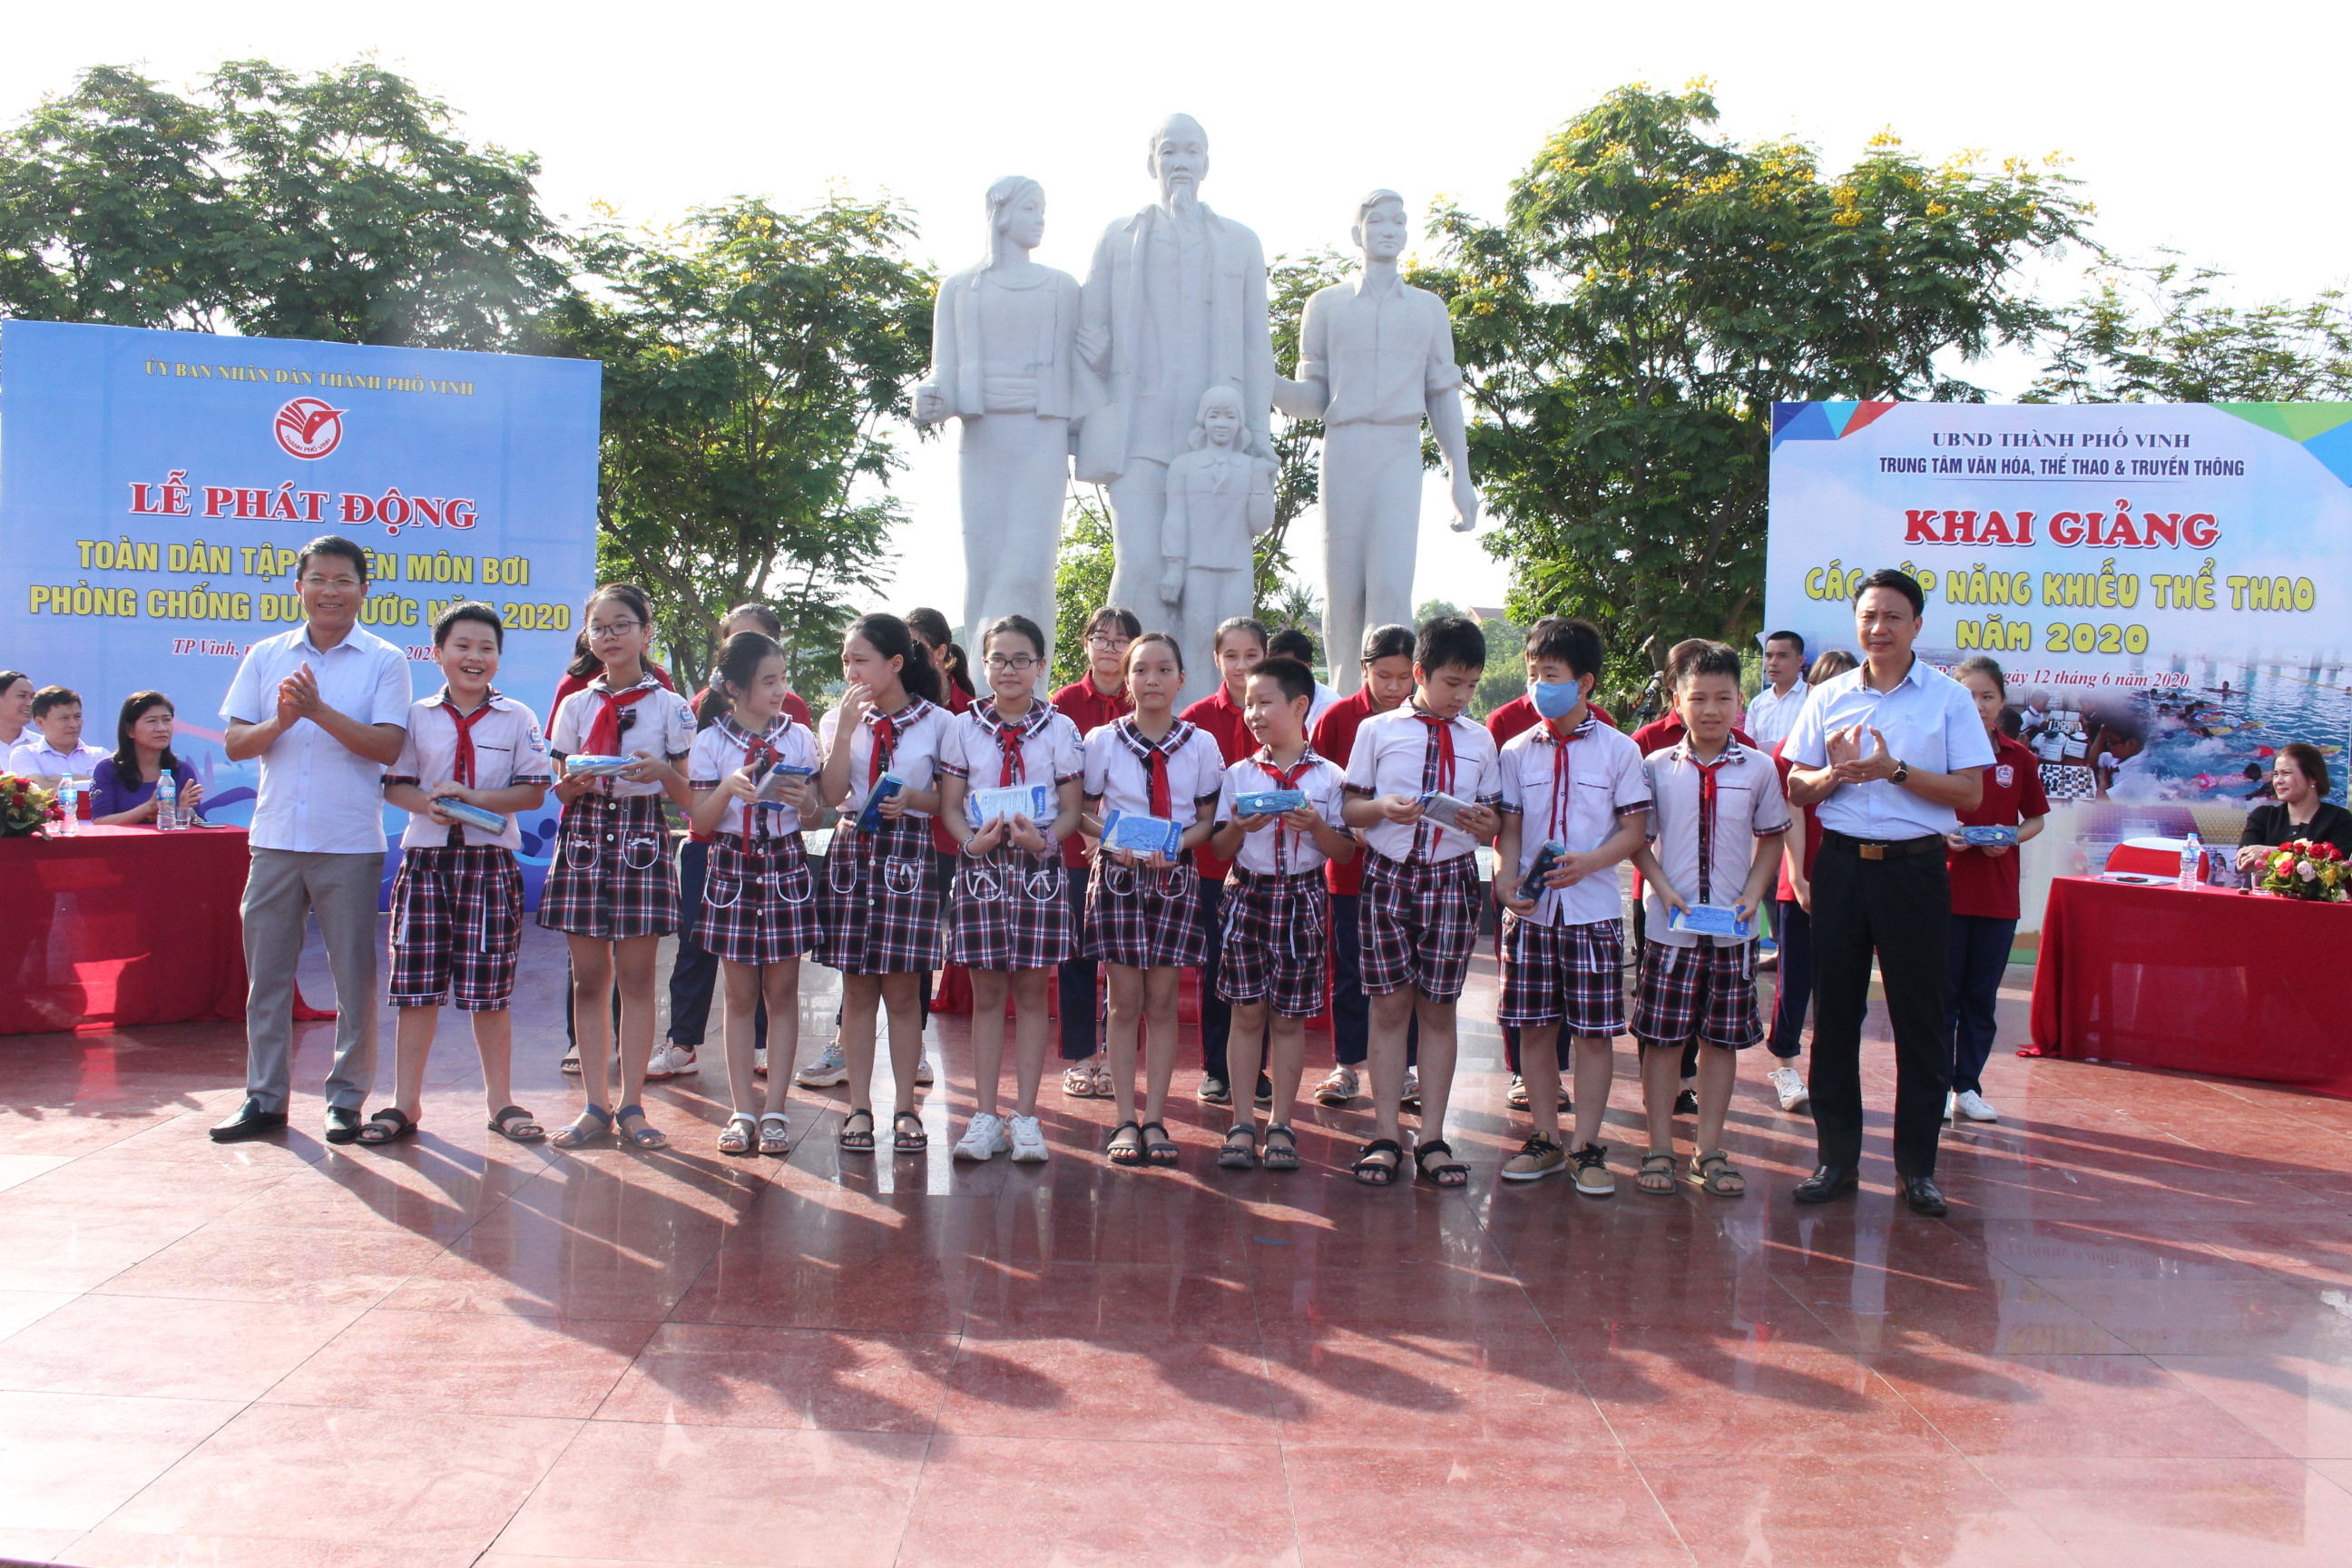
[1342,705,1501,865]
[1081,718,1225,822]
[548,675,696,800]
[1642,740,1791,947]
[7,739,110,780]
[222,622,414,855]
[1213,750,1349,877]
[1497,717,1650,926]
[1781,657,1996,840]
[1742,681,1809,752]
[818,699,950,818]
[688,715,822,838]
[386,691,554,851]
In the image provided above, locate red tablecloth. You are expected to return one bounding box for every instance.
[0,825,251,1034]
[2029,875,2352,1098]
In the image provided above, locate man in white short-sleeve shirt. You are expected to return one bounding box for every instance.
[1742,631,1810,752]
[1781,571,1992,1215]
[211,536,413,1144]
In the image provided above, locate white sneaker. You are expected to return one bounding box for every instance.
[954,1112,1009,1161]
[915,1055,936,1086]
[1313,1064,1358,1106]
[1768,1064,1808,1112]
[645,1044,696,1079]
[1007,1114,1048,1162]
[753,1047,769,1077]
[795,1043,848,1087]
[1398,1068,1420,1111]
[1955,1089,1999,1122]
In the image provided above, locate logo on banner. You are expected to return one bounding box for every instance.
[273,397,347,460]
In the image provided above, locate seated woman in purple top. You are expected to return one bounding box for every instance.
[91,691,203,826]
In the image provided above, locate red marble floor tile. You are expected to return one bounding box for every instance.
[1780,1262,2133,1356]
[1969,1215,2267,1281]
[261,1307,656,1417]
[209,1155,534,1240]
[1638,1453,2078,1568]
[2034,1277,2352,1359]
[0,1289,75,1341]
[1261,1331,1615,1450]
[0,1389,240,1531]
[593,1322,956,1433]
[936,1336,1277,1442]
[2151,1354,2352,1460]
[0,1527,84,1563]
[963,1259,1259,1343]
[0,1293,364,1401]
[1282,1443,1681,1568]
[377,1209,720,1323]
[88,1221,454,1308]
[671,1248,979,1334]
[0,1152,74,1193]
[82,1404,578,1567]
[1525,1265,1846,1352]
[494,1420,926,1567]
[5,1154,306,1228]
[1975,1455,2352,1566]
[897,1434,1298,1568]
[1251,1260,1551,1345]
[1575,1338,1945,1460]
[0,1211,203,1293]
[1873,1348,2287,1457]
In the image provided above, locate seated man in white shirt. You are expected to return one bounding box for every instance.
[1782,570,1991,1218]
[210,535,415,1145]
[7,685,111,781]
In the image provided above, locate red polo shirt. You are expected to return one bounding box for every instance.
[1053,672,1132,867]
[1948,731,2049,920]
[1181,682,1257,882]
[1485,692,1617,748]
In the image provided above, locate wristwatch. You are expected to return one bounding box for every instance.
[1891,759,1911,784]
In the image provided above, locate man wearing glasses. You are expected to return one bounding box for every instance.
[1049,606,1142,1095]
[211,535,415,1143]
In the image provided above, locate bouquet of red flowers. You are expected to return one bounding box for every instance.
[2254,838,2348,902]
[0,773,63,838]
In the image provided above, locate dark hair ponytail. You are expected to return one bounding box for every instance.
[714,631,784,711]
[567,583,670,685]
[848,612,944,707]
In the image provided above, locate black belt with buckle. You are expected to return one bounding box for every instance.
[1820,828,1945,862]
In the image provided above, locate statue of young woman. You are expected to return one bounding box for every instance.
[915,177,1092,670]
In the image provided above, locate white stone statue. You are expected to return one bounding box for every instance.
[1160,387,1276,642]
[1074,113,1276,701]
[1274,189,1479,694]
[914,176,1088,667]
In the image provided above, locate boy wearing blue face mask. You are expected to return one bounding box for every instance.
[1493,618,1651,1191]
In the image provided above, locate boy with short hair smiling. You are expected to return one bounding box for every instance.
[1208,655,1356,1171]
[1630,642,1789,1198]
[1494,617,1651,1192]
[1340,614,1501,1187]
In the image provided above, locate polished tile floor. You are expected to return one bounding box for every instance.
[4,924,2351,1567]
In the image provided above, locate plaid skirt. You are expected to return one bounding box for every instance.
[945,850,1073,971]
[536,794,677,939]
[1632,939,1762,1050]
[1083,855,1208,970]
[1216,867,1329,1018]
[701,831,822,966]
[1357,851,1482,1003]
[1499,913,1626,1035]
[814,816,942,975]
[388,844,523,1010]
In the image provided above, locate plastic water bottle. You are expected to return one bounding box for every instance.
[58,776,79,836]
[2178,829,2203,890]
[155,773,178,831]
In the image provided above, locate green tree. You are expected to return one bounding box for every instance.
[2031,255,2352,404]
[0,61,566,348]
[1051,486,1117,688]
[560,195,934,690]
[1418,83,2089,692]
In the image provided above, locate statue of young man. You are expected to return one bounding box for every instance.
[1275,190,1479,695]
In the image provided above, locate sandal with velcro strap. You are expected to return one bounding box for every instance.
[1413,1138,1469,1188]
[1690,1150,1747,1197]
[1107,1120,1145,1167]
[1636,1151,1678,1195]
[1217,1123,1259,1170]
[1141,1121,1180,1167]
[892,1110,928,1154]
[718,1112,757,1157]
[486,1105,544,1142]
[1260,1123,1300,1171]
[1351,1137,1404,1187]
[838,1107,877,1154]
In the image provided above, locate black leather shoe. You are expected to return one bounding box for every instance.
[324,1105,362,1145]
[1792,1164,1858,1203]
[210,1099,288,1142]
[1900,1174,1949,1217]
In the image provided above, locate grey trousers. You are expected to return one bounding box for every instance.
[240,848,381,1113]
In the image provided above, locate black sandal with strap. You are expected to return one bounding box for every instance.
[892,1110,928,1154]
[1260,1123,1299,1171]
[1141,1121,1179,1167]
[1107,1120,1144,1167]
[838,1107,877,1154]
[486,1105,544,1142]
[1217,1123,1258,1170]
[1414,1138,1469,1188]
[1352,1137,1403,1187]
[356,1107,416,1146]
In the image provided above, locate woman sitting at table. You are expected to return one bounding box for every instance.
[2235,742,2352,870]
[91,691,203,827]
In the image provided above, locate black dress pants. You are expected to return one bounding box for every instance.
[1808,834,1952,1177]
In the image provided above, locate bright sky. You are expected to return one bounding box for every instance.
[8,1,2347,626]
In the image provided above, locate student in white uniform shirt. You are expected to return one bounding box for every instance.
[1205,656,1357,1172]
[211,535,415,1145]
[360,603,554,1148]
[1743,631,1810,752]
[7,685,110,781]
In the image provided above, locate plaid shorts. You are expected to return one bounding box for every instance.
[536,794,678,939]
[1357,851,1482,1004]
[388,845,524,1010]
[1499,914,1626,1035]
[1216,867,1329,1017]
[701,832,822,966]
[945,851,1073,972]
[1632,939,1762,1050]
[815,815,942,975]
[1083,857,1208,970]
